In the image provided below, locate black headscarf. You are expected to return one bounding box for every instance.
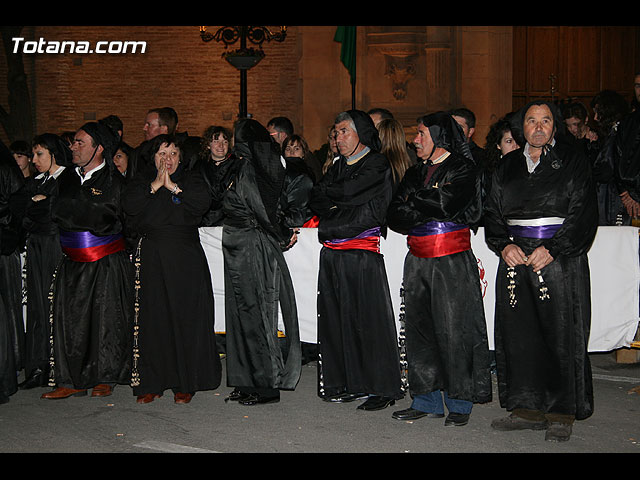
[233,118,285,232]
[417,111,473,162]
[516,100,567,169]
[79,121,120,170]
[345,109,382,152]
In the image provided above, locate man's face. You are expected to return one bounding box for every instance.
[565,116,585,138]
[452,115,473,142]
[70,129,101,167]
[369,113,382,127]
[523,104,555,148]
[267,125,286,147]
[143,112,167,141]
[634,74,640,104]
[413,123,435,160]
[334,120,360,156]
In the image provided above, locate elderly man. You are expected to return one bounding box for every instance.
[484,100,598,442]
[309,110,403,411]
[41,121,133,400]
[387,112,492,427]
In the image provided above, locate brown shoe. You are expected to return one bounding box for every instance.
[136,393,162,404]
[91,384,113,397]
[174,392,193,404]
[41,387,87,400]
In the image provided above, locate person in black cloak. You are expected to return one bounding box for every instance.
[309,110,403,411]
[122,134,221,404]
[386,111,492,427]
[41,121,134,400]
[279,134,315,236]
[222,118,301,406]
[0,139,26,404]
[18,134,72,390]
[483,100,598,442]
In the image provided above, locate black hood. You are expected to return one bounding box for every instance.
[418,111,473,161]
[80,121,120,169]
[346,109,382,152]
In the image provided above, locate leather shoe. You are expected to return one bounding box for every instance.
[356,396,395,411]
[444,412,470,426]
[392,407,444,420]
[545,422,572,442]
[41,387,87,399]
[91,384,113,397]
[225,388,250,403]
[136,393,162,404]
[174,392,193,404]
[238,393,280,406]
[491,413,548,431]
[323,392,368,403]
[18,369,46,390]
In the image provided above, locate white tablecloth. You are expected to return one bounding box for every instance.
[200,226,640,352]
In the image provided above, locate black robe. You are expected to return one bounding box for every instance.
[387,152,492,404]
[222,155,301,392]
[0,146,25,402]
[199,154,239,227]
[122,165,221,396]
[310,150,403,400]
[483,139,598,420]
[49,165,134,389]
[21,169,66,380]
[277,156,314,231]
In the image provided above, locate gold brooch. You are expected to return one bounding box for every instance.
[90,188,102,195]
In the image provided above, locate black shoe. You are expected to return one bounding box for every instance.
[18,369,46,390]
[444,412,470,426]
[392,407,444,420]
[491,413,548,431]
[238,393,280,406]
[323,392,368,403]
[356,396,395,411]
[224,388,250,403]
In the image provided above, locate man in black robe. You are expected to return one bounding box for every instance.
[309,110,403,411]
[484,100,598,442]
[387,112,492,427]
[41,121,133,400]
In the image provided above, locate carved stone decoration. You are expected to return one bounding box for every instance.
[384,54,417,100]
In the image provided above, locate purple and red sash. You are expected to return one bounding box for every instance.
[323,226,381,253]
[59,230,126,262]
[407,221,471,258]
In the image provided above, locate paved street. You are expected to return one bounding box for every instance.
[1,351,639,454]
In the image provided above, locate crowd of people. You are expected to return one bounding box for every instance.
[1,74,639,444]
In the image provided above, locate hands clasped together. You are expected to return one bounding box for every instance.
[151,158,181,195]
[501,243,553,272]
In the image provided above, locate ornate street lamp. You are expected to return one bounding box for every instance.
[200,26,287,119]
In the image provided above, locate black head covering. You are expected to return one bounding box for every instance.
[418,111,473,161]
[32,133,73,168]
[517,100,567,168]
[345,109,382,152]
[79,121,120,169]
[233,118,285,233]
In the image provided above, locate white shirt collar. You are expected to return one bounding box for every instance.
[76,161,106,184]
[35,165,66,181]
[524,138,556,173]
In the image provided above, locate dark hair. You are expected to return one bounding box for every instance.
[282,134,311,158]
[149,134,182,161]
[449,107,476,129]
[484,116,521,172]
[31,133,72,167]
[367,108,394,121]
[201,125,232,156]
[148,107,178,134]
[266,116,294,136]
[561,102,588,122]
[10,140,32,158]
[591,90,629,135]
[116,141,133,157]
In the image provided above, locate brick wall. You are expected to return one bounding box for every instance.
[0,25,300,148]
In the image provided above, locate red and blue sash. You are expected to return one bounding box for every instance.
[59,230,126,262]
[407,221,471,258]
[323,226,381,253]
